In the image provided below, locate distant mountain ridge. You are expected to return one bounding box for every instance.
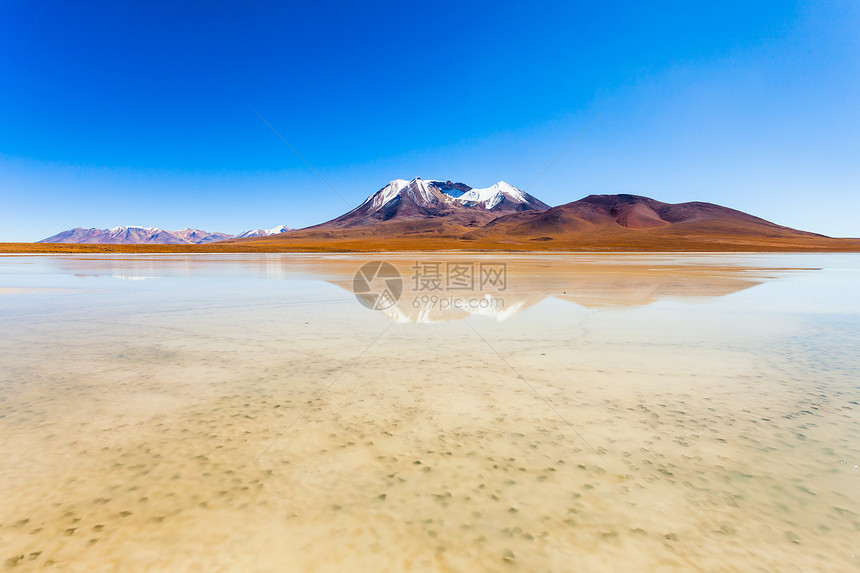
[39,225,291,244]
[234,225,292,239]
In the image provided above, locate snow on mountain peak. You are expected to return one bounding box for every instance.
[452,181,528,209]
[495,181,526,202]
[368,179,411,210]
[404,178,440,206]
[356,177,538,213]
[108,225,159,234]
[233,225,291,239]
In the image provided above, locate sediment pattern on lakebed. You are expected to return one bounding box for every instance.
[1,254,858,572]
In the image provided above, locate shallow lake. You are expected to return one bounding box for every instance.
[1,253,858,572]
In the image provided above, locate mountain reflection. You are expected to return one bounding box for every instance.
[331,257,780,323]
[47,253,802,324]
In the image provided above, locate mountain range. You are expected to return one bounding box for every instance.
[217,177,853,251]
[30,177,860,251]
[39,225,291,244]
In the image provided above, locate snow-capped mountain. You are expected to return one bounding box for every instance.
[39,226,236,244]
[322,177,549,228]
[234,225,292,239]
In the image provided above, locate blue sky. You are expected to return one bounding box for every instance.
[1,1,858,240]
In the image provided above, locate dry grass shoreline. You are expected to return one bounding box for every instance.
[2,236,860,254]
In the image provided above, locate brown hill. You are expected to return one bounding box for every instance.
[471,194,826,239]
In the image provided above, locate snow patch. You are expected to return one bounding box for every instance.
[369,179,411,210]
[453,181,527,209]
[358,177,530,214]
[235,225,291,239]
[405,178,440,206]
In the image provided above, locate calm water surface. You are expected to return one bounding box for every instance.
[1,253,858,572]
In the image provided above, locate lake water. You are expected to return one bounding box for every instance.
[1,253,858,572]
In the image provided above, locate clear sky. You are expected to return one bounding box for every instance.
[1,1,858,241]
